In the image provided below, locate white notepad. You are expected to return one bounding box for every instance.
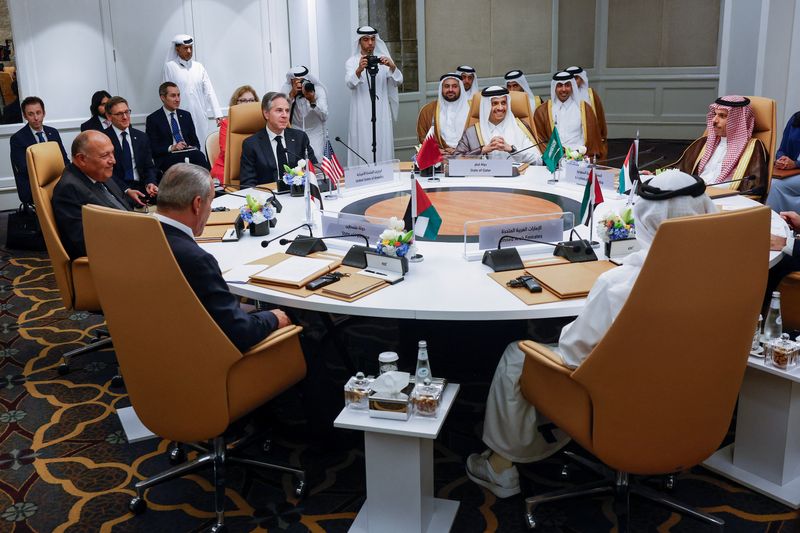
[257,256,334,284]
[223,264,267,283]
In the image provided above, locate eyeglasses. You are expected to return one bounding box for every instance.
[236,98,256,104]
[110,109,132,117]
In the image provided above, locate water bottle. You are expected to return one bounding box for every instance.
[415,340,431,382]
[761,292,783,345]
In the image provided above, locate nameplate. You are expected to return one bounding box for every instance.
[448,158,513,177]
[478,218,564,250]
[564,160,617,192]
[321,213,384,245]
[345,162,395,190]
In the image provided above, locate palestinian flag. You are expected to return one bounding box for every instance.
[618,142,638,194]
[542,126,563,173]
[579,167,604,225]
[403,180,442,240]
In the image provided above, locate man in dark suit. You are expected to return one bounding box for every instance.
[145,82,209,173]
[155,163,289,351]
[10,96,69,205]
[103,95,159,206]
[52,131,132,259]
[239,91,319,189]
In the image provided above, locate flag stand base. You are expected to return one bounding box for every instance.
[408,253,424,263]
[426,177,441,182]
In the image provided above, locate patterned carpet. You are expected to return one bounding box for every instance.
[1,214,800,532]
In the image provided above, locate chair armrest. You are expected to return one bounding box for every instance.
[243,324,304,356]
[518,340,572,375]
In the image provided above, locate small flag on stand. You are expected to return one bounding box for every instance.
[416,135,443,171]
[618,142,639,194]
[403,180,442,240]
[542,127,564,173]
[579,167,604,225]
[320,139,344,189]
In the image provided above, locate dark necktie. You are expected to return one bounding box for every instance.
[170,112,184,143]
[36,131,45,143]
[96,182,127,211]
[121,131,134,182]
[275,135,288,178]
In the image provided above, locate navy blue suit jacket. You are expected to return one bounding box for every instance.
[161,223,278,352]
[239,127,318,188]
[52,163,131,259]
[104,126,159,191]
[145,107,201,158]
[10,124,69,205]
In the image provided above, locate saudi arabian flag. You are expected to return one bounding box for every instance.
[543,126,564,172]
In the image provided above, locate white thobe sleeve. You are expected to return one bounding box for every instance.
[201,66,222,118]
[311,88,329,122]
[512,134,542,165]
[388,66,403,86]
[345,58,363,89]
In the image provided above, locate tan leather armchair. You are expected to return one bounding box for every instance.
[82,205,307,531]
[27,142,113,374]
[223,101,265,187]
[518,206,770,531]
[467,91,537,139]
[205,129,220,168]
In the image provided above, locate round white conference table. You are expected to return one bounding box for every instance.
[205,166,787,321]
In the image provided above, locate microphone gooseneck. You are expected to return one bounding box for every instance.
[260,223,314,248]
[335,136,369,166]
[280,233,371,247]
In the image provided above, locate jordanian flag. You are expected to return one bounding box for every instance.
[403,180,442,240]
[579,167,604,225]
[618,142,639,194]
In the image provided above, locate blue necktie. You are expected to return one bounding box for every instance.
[170,112,184,143]
[36,131,45,143]
[121,131,134,182]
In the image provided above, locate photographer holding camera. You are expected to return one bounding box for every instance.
[280,66,328,160]
[345,26,403,166]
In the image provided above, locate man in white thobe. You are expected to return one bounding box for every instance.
[345,26,403,166]
[465,170,717,498]
[456,65,480,101]
[162,34,222,148]
[280,65,329,160]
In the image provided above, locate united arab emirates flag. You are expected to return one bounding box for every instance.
[579,168,604,225]
[542,126,564,172]
[403,180,442,240]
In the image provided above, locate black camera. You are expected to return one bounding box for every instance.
[366,54,380,75]
[302,79,315,93]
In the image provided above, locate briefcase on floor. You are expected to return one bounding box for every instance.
[6,204,46,251]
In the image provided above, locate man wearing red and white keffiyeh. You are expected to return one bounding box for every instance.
[669,95,769,201]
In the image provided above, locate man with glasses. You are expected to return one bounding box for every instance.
[145,81,209,173]
[9,96,69,205]
[103,96,158,206]
[53,131,131,259]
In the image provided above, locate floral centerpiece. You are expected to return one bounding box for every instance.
[376,217,415,258]
[282,160,308,196]
[563,145,587,161]
[239,194,275,236]
[596,207,635,242]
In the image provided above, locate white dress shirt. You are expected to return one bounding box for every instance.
[162,106,184,146]
[154,213,194,238]
[111,125,142,182]
[266,126,287,167]
[30,126,47,142]
[552,99,584,149]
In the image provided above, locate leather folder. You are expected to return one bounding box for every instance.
[321,273,385,300]
[528,261,617,299]
[206,210,240,225]
[248,253,341,288]
[195,225,232,242]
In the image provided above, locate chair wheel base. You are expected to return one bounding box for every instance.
[168,446,186,465]
[526,512,537,529]
[129,496,146,514]
[57,363,69,376]
[110,375,124,388]
[209,523,227,533]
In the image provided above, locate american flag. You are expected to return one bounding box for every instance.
[320,139,344,188]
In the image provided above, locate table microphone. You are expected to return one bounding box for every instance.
[335,136,369,165]
[499,234,597,263]
[279,233,370,247]
[638,155,665,170]
[261,223,313,248]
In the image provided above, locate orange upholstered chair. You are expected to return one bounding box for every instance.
[223,101,265,187]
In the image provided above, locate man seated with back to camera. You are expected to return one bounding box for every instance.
[156,163,339,436]
[465,170,717,498]
[239,91,320,189]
